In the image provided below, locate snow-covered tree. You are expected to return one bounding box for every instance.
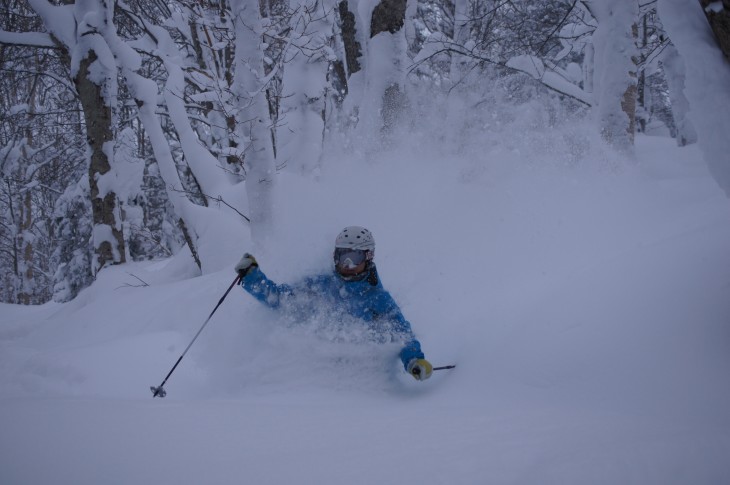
[23,0,127,272]
[588,1,640,153]
[699,0,730,58]
[278,0,337,174]
[0,0,86,303]
[660,44,697,146]
[658,0,730,197]
[51,177,93,303]
[5,0,729,305]
[231,0,277,243]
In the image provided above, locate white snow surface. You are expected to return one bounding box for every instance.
[2,135,730,484]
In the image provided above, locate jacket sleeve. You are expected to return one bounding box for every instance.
[399,338,425,370]
[375,290,425,369]
[239,266,294,309]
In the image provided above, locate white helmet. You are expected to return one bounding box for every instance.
[335,226,375,253]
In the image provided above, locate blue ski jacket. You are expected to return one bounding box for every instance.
[240,264,424,370]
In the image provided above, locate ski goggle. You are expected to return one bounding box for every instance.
[334,248,367,269]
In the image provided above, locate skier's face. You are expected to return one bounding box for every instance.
[334,248,368,277]
[337,261,367,277]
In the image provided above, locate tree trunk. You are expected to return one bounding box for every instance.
[699,0,730,58]
[370,0,407,37]
[278,0,333,174]
[338,0,362,76]
[17,187,33,305]
[449,0,469,86]
[74,51,126,272]
[373,0,408,137]
[346,0,409,144]
[232,0,277,244]
[659,0,730,197]
[591,3,639,154]
[661,45,698,146]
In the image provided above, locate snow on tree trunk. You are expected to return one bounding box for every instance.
[179,3,243,178]
[70,0,126,273]
[449,0,469,87]
[102,9,261,272]
[338,0,363,77]
[86,9,204,269]
[124,70,207,270]
[443,0,470,129]
[52,178,94,303]
[15,92,39,304]
[584,42,595,96]
[658,0,730,197]
[278,0,335,174]
[231,0,277,244]
[660,44,698,147]
[590,2,639,154]
[345,0,409,147]
[699,0,730,58]
[17,181,33,305]
[75,54,124,272]
[28,0,126,273]
[157,41,229,196]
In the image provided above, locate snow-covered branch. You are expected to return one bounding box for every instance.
[0,30,58,48]
[506,55,592,106]
[411,39,593,107]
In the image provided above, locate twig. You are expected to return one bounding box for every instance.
[116,272,150,290]
[169,185,250,222]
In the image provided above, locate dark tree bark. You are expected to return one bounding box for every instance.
[338,0,362,76]
[370,0,407,37]
[74,51,126,271]
[700,0,730,58]
[369,0,408,136]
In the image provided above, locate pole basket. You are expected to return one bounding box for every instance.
[150,386,167,398]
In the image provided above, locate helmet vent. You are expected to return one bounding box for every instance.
[335,226,374,252]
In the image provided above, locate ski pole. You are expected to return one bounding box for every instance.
[433,365,456,371]
[150,274,241,398]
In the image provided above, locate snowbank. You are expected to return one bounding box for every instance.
[2,135,730,484]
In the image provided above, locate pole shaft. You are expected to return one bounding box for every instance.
[152,274,241,396]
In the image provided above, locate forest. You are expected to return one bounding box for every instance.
[3,2,730,483]
[1,0,730,305]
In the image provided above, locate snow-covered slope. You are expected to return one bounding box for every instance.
[2,136,730,484]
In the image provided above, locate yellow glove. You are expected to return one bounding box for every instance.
[234,253,258,277]
[407,358,433,381]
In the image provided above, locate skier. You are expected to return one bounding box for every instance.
[235,226,433,380]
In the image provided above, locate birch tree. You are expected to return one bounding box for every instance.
[660,44,697,147]
[658,0,730,197]
[175,0,244,176]
[231,0,277,243]
[699,0,730,58]
[101,7,227,270]
[25,0,126,272]
[587,1,639,153]
[278,0,337,174]
[363,0,411,141]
